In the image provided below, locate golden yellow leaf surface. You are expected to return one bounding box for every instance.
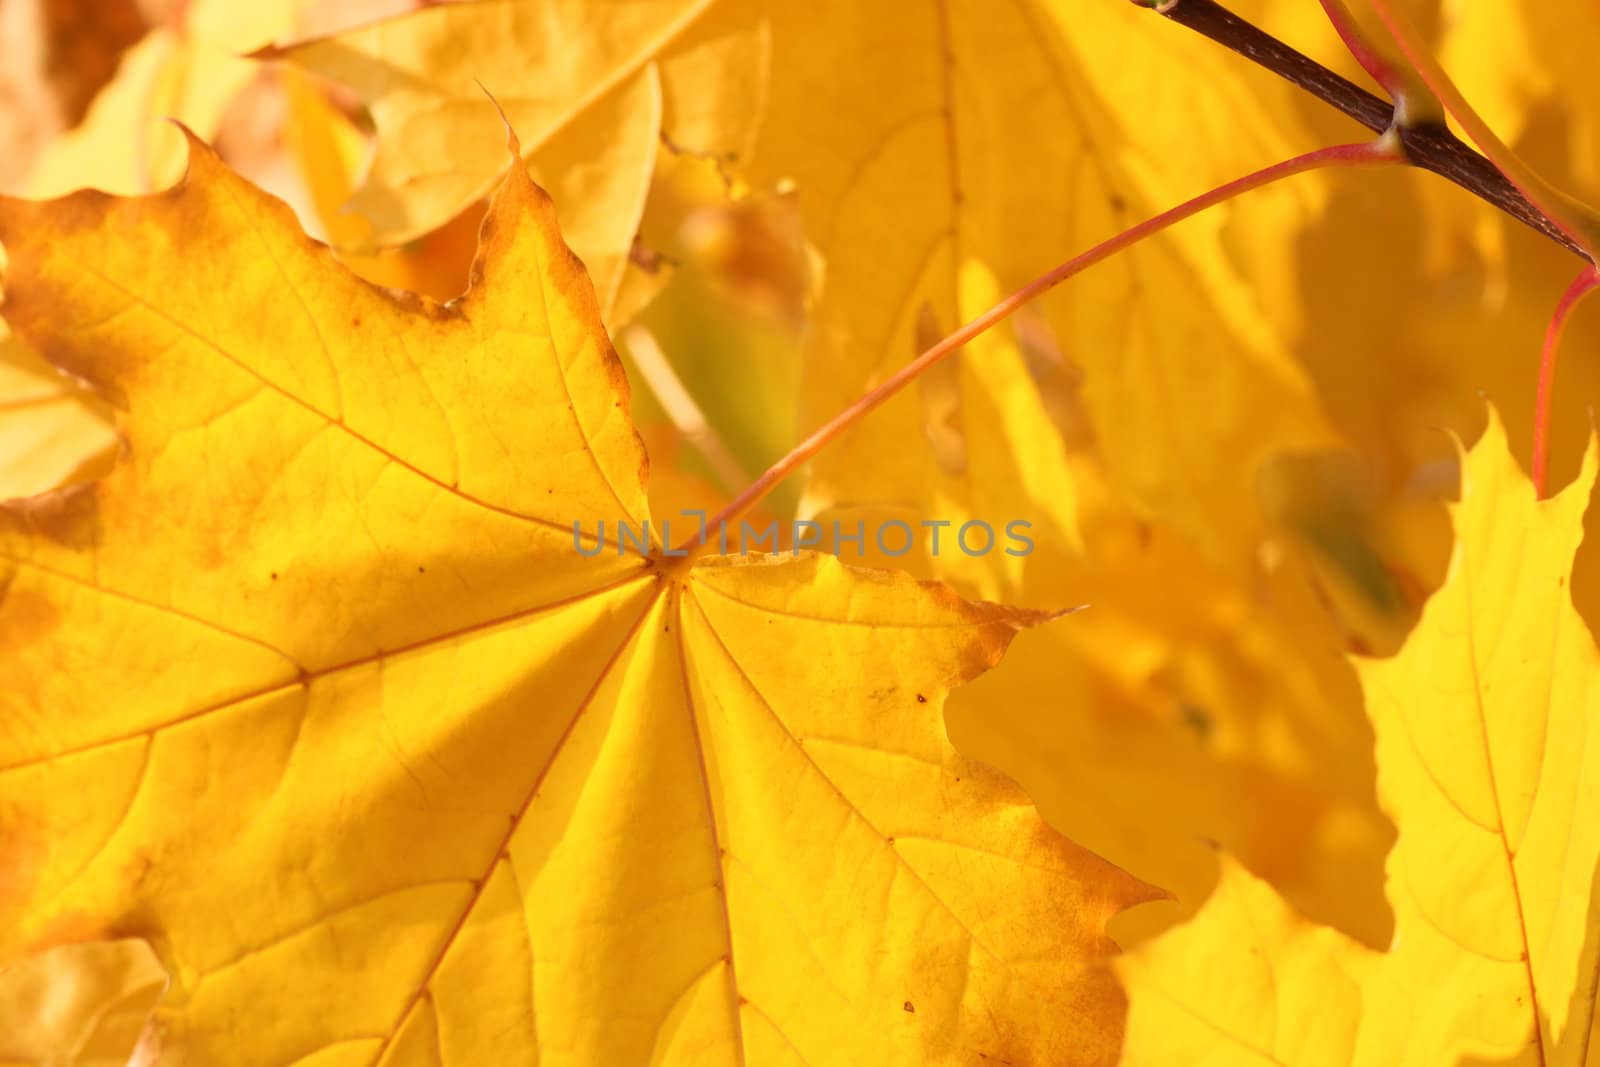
[0,135,1157,1065]
[0,324,116,500]
[1116,411,1600,1065]
[1055,1,1463,634]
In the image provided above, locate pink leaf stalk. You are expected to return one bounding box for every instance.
[1316,0,1409,101]
[1534,266,1600,498]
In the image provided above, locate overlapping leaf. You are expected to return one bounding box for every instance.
[0,324,116,500]
[0,938,165,1067]
[945,483,1397,948]
[275,0,765,243]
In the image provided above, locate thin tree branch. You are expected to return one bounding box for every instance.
[1135,0,1585,258]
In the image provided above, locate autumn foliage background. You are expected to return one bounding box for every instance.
[3,0,1600,1063]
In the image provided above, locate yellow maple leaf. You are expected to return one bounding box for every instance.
[0,134,1158,1064]
[1116,409,1600,1065]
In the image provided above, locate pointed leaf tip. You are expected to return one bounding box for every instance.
[473,81,523,161]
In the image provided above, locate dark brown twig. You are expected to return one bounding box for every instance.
[1135,0,1585,258]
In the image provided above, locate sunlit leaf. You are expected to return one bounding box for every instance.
[0,135,1156,1065]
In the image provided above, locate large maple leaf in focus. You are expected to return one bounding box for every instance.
[0,134,1158,1064]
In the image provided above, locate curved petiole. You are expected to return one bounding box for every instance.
[1533,266,1600,498]
[671,137,1403,561]
[1315,0,1413,105]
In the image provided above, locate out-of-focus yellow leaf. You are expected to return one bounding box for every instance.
[21,0,146,126]
[1117,410,1600,1065]
[946,438,1397,951]
[1426,0,1600,212]
[1096,0,1600,638]
[0,135,1157,1064]
[620,155,806,511]
[0,938,164,1067]
[1049,0,1460,639]
[1363,0,1600,259]
[275,65,372,246]
[22,0,308,197]
[0,323,117,501]
[271,63,481,302]
[275,0,769,249]
[1119,858,1384,1067]
[1153,0,1600,498]
[0,0,146,190]
[281,38,668,320]
[759,0,1343,585]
